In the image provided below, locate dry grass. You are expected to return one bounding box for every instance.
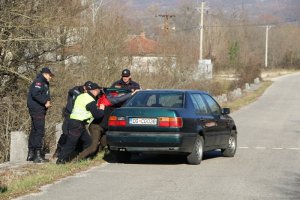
[0,153,105,200]
[261,69,298,80]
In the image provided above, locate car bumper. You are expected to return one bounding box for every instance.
[106,131,197,153]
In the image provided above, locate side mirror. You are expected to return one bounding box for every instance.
[221,108,230,115]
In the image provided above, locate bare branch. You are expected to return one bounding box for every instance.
[0,66,32,82]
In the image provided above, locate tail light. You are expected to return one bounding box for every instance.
[108,116,126,126]
[158,117,183,128]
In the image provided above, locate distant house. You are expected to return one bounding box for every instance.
[124,32,164,72]
[125,32,159,56]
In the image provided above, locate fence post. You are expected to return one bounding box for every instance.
[10,131,27,162]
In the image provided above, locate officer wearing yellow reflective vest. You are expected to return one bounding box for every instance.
[57,82,105,164]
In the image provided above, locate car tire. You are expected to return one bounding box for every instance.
[187,135,204,165]
[221,131,237,157]
[113,151,131,163]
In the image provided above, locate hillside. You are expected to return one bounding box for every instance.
[125,0,300,23]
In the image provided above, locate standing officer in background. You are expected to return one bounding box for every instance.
[56,82,105,164]
[27,67,54,163]
[52,81,92,158]
[111,69,140,92]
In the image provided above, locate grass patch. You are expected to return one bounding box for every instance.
[261,69,299,79]
[0,152,105,200]
[221,81,272,112]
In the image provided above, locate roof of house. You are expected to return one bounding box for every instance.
[125,32,159,56]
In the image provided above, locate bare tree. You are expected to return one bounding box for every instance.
[0,0,86,162]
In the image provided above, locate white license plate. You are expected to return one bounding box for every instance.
[129,118,157,125]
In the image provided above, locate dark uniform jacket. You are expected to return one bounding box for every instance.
[111,79,140,91]
[85,91,105,120]
[27,74,50,114]
[65,86,84,115]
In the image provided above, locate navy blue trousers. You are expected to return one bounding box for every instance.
[28,111,46,150]
[58,119,91,161]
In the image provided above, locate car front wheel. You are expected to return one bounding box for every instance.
[221,131,237,157]
[187,135,204,165]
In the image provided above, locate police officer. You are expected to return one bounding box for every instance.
[56,82,105,164]
[111,69,140,91]
[52,81,92,158]
[75,89,138,161]
[27,67,54,163]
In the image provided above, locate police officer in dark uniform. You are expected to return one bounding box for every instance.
[56,82,105,164]
[52,81,92,158]
[27,67,54,163]
[111,69,140,91]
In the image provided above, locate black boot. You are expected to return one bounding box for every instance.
[56,158,66,165]
[26,149,35,161]
[34,150,49,163]
[52,147,61,159]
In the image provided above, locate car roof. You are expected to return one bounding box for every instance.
[139,89,209,95]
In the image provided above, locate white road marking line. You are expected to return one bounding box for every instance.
[255,147,266,149]
[237,147,300,150]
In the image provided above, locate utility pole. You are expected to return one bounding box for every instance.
[158,14,176,35]
[265,25,272,67]
[200,1,204,61]
[196,1,205,61]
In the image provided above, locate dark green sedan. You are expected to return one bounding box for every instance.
[106,89,237,165]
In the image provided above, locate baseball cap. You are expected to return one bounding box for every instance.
[121,69,131,77]
[84,81,93,88]
[86,82,101,90]
[40,67,54,76]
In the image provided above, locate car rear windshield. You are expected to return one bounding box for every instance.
[124,92,184,108]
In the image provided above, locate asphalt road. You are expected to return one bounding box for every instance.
[17,73,300,200]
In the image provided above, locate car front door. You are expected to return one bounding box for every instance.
[201,94,230,146]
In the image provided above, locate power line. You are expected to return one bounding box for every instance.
[172,19,299,33]
[207,19,299,28]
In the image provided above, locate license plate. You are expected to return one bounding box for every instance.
[129,118,157,125]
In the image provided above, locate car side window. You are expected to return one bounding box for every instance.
[202,94,221,115]
[191,94,209,115]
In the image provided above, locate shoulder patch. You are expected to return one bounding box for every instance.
[35,82,42,86]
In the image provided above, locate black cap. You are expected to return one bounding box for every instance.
[86,82,101,90]
[84,81,93,88]
[121,69,131,77]
[40,67,54,76]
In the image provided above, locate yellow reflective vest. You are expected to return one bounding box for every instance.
[70,93,95,123]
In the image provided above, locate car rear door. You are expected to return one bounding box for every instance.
[190,93,218,147]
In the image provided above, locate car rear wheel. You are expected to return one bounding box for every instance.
[187,135,204,165]
[112,151,131,163]
[221,131,237,157]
